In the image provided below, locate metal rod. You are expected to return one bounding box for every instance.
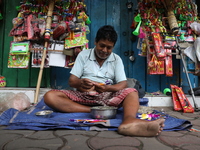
[175,37,199,111]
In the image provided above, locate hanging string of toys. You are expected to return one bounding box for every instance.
[132,0,199,76]
[8,0,91,69]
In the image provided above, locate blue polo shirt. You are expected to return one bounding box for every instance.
[70,48,127,84]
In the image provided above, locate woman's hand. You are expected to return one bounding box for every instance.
[80,78,95,91]
[79,80,106,93]
[93,82,107,93]
[69,75,95,92]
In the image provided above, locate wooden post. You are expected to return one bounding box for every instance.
[162,0,179,35]
[34,0,55,104]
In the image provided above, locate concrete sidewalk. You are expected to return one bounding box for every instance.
[0,107,200,150]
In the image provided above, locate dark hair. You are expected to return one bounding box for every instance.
[95,25,118,45]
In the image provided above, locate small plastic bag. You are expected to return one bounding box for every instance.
[194,37,200,62]
[184,45,197,63]
[0,92,31,112]
[190,22,200,35]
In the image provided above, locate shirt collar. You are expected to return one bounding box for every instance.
[89,48,116,62]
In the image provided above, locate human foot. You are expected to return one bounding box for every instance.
[118,118,165,137]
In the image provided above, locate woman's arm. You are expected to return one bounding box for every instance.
[94,80,127,93]
[69,74,95,92]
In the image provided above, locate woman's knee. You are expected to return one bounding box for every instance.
[44,90,66,102]
[127,91,139,99]
[44,90,57,103]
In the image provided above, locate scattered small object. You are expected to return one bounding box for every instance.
[69,119,107,123]
[138,110,168,121]
[98,83,105,85]
[146,91,163,96]
[138,113,162,121]
[138,106,154,114]
[160,108,166,114]
[189,127,200,132]
[35,110,53,118]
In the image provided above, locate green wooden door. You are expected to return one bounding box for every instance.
[0,0,50,88]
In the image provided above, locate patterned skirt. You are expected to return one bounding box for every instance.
[54,88,137,107]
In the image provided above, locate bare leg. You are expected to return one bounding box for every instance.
[118,91,165,137]
[44,90,90,113]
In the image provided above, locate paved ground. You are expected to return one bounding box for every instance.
[0,107,200,150]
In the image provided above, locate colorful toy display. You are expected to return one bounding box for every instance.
[8,0,91,69]
[133,0,199,76]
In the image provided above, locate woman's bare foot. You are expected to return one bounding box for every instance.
[118,118,165,137]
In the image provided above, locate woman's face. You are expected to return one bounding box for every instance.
[94,39,114,60]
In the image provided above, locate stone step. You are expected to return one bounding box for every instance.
[0,88,199,108]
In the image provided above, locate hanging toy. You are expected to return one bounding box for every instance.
[138,113,162,121]
[0,76,6,87]
[79,11,91,24]
[132,14,142,36]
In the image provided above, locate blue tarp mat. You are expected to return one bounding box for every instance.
[0,98,192,131]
